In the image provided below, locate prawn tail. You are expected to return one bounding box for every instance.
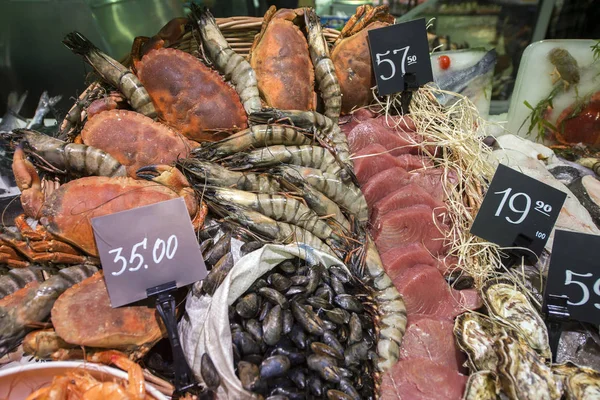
[62,32,99,59]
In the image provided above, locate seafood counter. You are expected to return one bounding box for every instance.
[1,4,600,400]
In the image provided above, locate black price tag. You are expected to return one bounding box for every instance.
[91,198,207,307]
[470,164,567,259]
[367,18,434,96]
[545,230,600,324]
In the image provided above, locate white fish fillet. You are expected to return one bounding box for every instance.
[489,135,600,252]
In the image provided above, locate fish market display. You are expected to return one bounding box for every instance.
[2,4,600,400]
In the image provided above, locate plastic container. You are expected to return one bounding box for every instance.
[0,361,168,399]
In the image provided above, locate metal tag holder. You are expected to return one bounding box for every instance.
[146,281,197,395]
[544,293,570,363]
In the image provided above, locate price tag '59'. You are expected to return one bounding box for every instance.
[470,164,566,259]
[92,198,207,307]
[367,18,433,96]
[545,230,600,324]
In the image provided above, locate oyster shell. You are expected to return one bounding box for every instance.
[495,334,560,400]
[455,312,501,371]
[483,279,551,359]
[553,362,600,400]
[463,371,498,400]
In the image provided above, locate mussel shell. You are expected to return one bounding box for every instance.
[482,279,550,359]
[495,333,560,400]
[553,362,600,399]
[463,371,497,400]
[454,312,500,372]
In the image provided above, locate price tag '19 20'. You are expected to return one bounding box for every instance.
[367,18,434,96]
[470,164,567,259]
[91,198,207,307]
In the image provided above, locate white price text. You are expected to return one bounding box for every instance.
[494,188,553,225]
[109,235,179,276]
[564,270,600,309]
[375,46,416,81]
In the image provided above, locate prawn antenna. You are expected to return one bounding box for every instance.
[62,32,99,57]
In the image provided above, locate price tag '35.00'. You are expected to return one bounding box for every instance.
[470,164,567,259]
[367,18,434,96]
[91,198,207,307]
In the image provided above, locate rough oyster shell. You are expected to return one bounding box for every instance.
[495,334,560,400]
[483,279,551,359]
[463,371,498,400]
[553,362,600,400]
[454,312,500,371]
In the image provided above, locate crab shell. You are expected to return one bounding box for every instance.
[250,7,315,110]
[51,271,164,358]
[39,174,202,257]
[136,47,247,142]
[81,109,198,177]
[331,6,394,114]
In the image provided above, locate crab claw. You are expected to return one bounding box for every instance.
[12,144,44,219]
[136,164,190,189]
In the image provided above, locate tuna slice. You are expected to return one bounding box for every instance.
[340,108,378,135]
[354,144,410,184]
[399,315,466,371]
[406,169,451,202]
[380,243,439,281]
[347,119,419,156]
[361,167,411,205]
[397,154,434,171]
[375,114,417,132]
[371,184,447,223]
[371,204,449,255]
[380,358,468,400]
[394,265,482,319]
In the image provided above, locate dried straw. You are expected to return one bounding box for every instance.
[355,86,509,290]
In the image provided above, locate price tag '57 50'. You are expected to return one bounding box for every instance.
[367,18,433,96]
[470,164,566,258]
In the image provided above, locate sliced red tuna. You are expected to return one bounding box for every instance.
[340,108,378,135]
[399,315,466,371]
[406,169,457,202]
[371,204,449,255]
[393,265,482,319]
[380,358,468,400]
[396,154,433,171]
[361,167,410,205]
[380,243,438,281]
[347,119,419,156]
[354,144,409,184]
[371,184,447,223]
[376,114,417,132]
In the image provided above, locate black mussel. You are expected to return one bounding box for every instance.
[201,353,221,391]
[260,355,291,379]
[311,342,344,360]
[334,294,363,313]
[238,361,260,391]
[236,293,259,319]
[263,304,283,346]
[307,354,341,383]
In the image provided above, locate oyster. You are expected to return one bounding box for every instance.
[483,279,551,359]
[454,312,500,371]
[463,371,498,400]
[495,334,560,400]
[553,362,600,400]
